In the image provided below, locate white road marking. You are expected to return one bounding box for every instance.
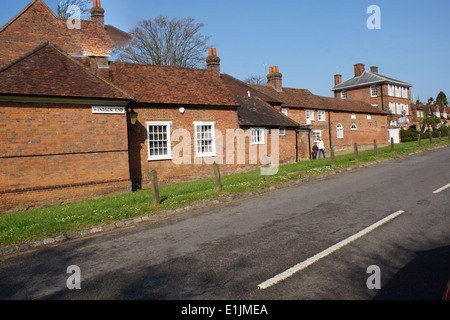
[257,210,406,290]
[432,183,450,194]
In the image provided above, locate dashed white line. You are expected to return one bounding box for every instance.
[433,183,450,194]
[257,210,406,290]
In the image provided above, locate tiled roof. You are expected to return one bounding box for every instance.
[251,85,388,115]
[0,43,133,100]
[220,74,283,105]
[235,96,300,128]
[331,71,413,91]
[0,0,131,58]
[0,40,41,68]
[104,62,239,106]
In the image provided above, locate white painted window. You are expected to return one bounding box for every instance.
[341,91,347,99]
[370,85,378,97]
[367,114,372,120]
[318,110,326,122]
[388,85,394,97]
[306,110,314,122]
[279,127,286,136]
[147,121,172,161]
[402,88,408,99]
[251,128,265,145]
[194,122,216,157]
[313,130,322,142]
[281,108,288,116]
[337,124,344,139]
[351,113,356,119]
[351,123,358,130]
[389,102,395,114]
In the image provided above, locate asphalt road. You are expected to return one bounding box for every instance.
[1,146,449,302]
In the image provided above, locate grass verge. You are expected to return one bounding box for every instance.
[1,138,449,248]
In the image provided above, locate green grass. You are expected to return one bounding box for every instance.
[1,137,448,248]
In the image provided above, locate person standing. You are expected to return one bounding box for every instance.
[312,143,318,160]
[318,139,325,159]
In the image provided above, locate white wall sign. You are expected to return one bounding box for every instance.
[92,106,126,114]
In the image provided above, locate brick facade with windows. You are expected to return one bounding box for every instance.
[332,64,413,128]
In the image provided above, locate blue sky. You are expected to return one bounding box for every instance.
[1,0,449,101]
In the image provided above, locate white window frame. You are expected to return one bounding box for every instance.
[305,110,315,122]
[337,124,344,139]
[341,91,347,99]
[279,127,286,136]
[251,127,265,145]
[318,110,326,122]
[367,114,372,120]
[281,108,288,116]
[351,113,356,119]
[313,130,322,142]
[370,85,378,97]
[351,123,358,130]
[146,121,173,161]
[388,84,393,97]
[194,121,216,157]
[389,102,395,114]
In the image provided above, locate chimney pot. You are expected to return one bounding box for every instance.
[334,74,342,86]
[91,0,105,26]
[206,48,220,76]
[354,63,365,77]
[267,66,282,91]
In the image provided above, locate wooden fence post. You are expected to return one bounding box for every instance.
[354,143,359,163]
[391,138,395,153]
[150,170,160,207]
[418,134,421,147]
[213,162,222,192]
[330,146,335,168]
[374,140,378,158]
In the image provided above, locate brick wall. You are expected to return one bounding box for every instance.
[0,102,131,214]
[334,84,414,125]
[129,105,298,188]
[275,108,388,155]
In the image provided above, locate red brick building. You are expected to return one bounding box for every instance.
[331,63,413,128]
[0,43,134,213]
[0,0,390,214]
[251,67,389,156]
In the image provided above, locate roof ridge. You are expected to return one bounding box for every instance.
[0,41,49,74]
[0,42,134,100]
[47,45,135,100]
[110,60,212,73]
[0,0,57,34]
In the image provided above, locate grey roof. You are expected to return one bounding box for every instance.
[331,71,413,91]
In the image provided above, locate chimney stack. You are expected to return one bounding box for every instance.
[334,74,342,86]
[370,66,378,73]
[91,0,105,26]
[354,63,365,77]
[206,48,220,76]
[267,66,282,91]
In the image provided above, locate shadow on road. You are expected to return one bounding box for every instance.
[374,245,450,300]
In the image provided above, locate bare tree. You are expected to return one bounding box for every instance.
[57,0,91,19]
[116,15,211,68]
[243,74,267,85]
